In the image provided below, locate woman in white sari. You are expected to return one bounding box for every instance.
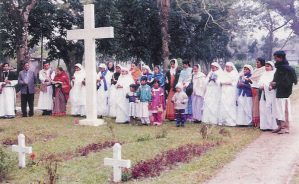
[70,64,86,116]
[202,62,223,124]
[219,62,239,126]
[258,61,277,130]
[115,67,135,123]
[191,64,206,123]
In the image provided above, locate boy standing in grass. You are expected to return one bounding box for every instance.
[171,83,188,127]
[126,84,139,126]
[137,76,152,125]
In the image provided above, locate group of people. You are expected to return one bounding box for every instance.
[0,50,297,134]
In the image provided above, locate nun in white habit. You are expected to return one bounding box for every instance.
[70,63,86,116]
[219,62,239,126]
[202,62,223,125]
[115,67,135,123]
[258,61,277,130]
[97,63,113,117]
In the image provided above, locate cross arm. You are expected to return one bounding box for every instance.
[67,27,114,41]
[12,145,32,154]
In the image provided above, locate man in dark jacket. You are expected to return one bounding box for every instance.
[18,62,38,117]
[270,50,297,134]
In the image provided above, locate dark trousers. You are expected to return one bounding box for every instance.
[175,109,186,126]
[21,93,34,117]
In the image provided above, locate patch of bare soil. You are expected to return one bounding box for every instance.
[204,100,299,184]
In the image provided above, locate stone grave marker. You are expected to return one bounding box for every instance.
[12,134,32,168]
[104,143,131,182]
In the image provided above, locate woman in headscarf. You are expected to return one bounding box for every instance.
[219,62,239,126]
[107,61,115,73]
[129,62,142,83]
[258,61,277,130]
[202,62,223,124]
[97,63,113,118]
[109,64,122,118]
[52,67,71,116]
[152,65,165,89]
[178,59,193,121]
[115,67,135,123]
[137,65,153,85]
[191,64,206,123]
[237,65,253,126]
[250,57,266,127]
[165,59,181,120]
[70,64,86,117]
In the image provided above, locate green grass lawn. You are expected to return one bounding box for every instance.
[3,85,299,183]
[0,114,261,183]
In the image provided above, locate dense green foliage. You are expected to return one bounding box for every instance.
[0,0,234,74]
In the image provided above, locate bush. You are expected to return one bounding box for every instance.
[0,147,12,182]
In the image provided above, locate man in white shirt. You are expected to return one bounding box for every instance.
[37,62,55,115]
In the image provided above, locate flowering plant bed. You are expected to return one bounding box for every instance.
[128,143,215,181]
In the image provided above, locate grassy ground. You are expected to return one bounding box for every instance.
[292,166,299,184]
[1,114,261,184]
[4,86,299,183]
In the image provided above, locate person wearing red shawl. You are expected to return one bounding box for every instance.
[52,67,71,116]
[249,57,266,127]
[129,62,142,83]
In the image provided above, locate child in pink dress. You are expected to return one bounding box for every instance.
[151,79,165,126]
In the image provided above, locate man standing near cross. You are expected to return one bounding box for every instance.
[67,4,114,126]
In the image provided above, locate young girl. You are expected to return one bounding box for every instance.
[171,83,188,127]
[137,76,152,125]
[258,61,277,130]
[202,62,223,124]
[126,84,139,126]
[237,65,253,126]
[151,79,165,126]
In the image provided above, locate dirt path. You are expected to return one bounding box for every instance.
[204,99,299,184]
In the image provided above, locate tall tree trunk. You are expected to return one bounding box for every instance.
[9,0,37,72]
[158,0,171,72]
[267,12,274,61]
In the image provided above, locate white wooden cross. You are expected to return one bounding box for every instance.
[12,134,32,168]
[104,143,131,182]
[67,4,114,126]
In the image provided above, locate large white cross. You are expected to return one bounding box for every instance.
[104,143,131,182]
[12,134,32,168]
[67,4,114,126]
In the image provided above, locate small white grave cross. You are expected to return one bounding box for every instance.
[12,134,32,168]
[67,4,114,126]
[104,143,131,182]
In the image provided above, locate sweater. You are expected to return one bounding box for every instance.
[272,60,297,98]
[171,91,188,110]
[137,84,152,102]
